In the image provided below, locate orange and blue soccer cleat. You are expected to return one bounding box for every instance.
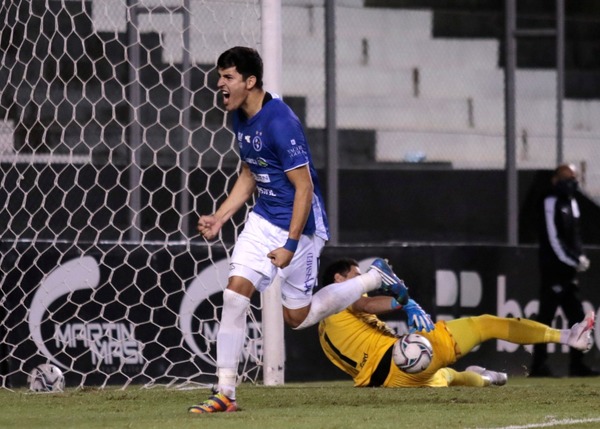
[188,392,238,414]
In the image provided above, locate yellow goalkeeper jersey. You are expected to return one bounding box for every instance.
[319,308,459,387]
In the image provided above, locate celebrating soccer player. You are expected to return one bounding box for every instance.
[189,47,432,413]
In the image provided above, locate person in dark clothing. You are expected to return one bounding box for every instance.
[530,163,598,377]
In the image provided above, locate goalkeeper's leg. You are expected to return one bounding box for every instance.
[439,367,487,387]
[446,314,564,357]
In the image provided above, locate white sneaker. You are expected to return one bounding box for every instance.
[567,311,596,352]
[466,365,508,386]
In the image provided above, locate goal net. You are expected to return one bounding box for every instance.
[0,0,273,390]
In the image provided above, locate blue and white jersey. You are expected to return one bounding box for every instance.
[233,95,329,240]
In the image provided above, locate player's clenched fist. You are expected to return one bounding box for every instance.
[267,247,294,269]
[197,214,223,240]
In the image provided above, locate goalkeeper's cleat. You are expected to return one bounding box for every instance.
[188,392,238,414]
[567,311,595,352]
[369,258,409,305]
[466,365,508,386]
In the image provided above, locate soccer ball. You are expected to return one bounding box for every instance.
[392,333,433,374]
[28,363,65,392]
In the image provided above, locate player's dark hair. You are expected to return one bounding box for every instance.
[321,258,359,286]
[217,46,264,89]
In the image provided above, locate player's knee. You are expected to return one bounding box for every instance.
[283,306,310,329]
[284,315,302,329]
[468,314,499,337]
[222,289,251,317]
[470,314,496,323]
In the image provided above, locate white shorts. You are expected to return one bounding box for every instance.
[229,212,326,309]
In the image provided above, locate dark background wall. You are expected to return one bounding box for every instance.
[2,0,600,388]
[2,241,599,387]
[3,163,600,245]
[289,244,600,381]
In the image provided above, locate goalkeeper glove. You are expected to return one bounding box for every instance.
[398,298,434,333]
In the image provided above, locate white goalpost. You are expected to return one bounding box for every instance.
[259,0,285,388]
[0,0,285,390]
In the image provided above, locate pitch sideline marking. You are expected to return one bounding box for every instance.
[476,417,600,429]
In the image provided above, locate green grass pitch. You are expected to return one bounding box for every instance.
[2,378,600,429]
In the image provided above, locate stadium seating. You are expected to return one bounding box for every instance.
[1,0,599,198]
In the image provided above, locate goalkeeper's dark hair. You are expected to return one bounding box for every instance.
[217,46,264,89]
[321,258,359,286]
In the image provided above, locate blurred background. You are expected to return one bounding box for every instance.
[1,0,599,245]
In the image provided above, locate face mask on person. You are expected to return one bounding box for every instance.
[555,178,579,197]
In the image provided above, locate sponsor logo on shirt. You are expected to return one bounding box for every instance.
[257,186,276,197]
[287,146,306,158]
[246,158,269,167]
[253,173,271,183]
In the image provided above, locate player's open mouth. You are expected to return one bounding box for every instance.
[222,91,230,102]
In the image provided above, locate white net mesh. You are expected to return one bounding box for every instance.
[4,0,600,390]
[0,0,264,389]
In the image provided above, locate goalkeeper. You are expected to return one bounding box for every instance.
[319,258,596,388]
